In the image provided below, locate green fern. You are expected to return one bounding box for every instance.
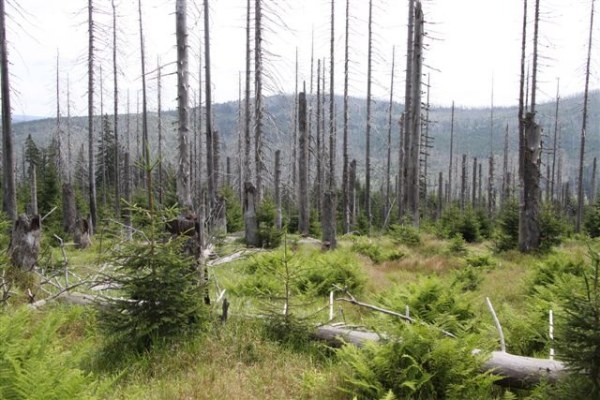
[0,306,104,400]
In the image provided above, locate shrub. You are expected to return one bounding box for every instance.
[99,205,209,356]
[584,201,600,238]
[494,199,519,252]
[447,234,467,255]
[221,186,243,233]
[256,197,282,248]
[388,224,421,247]
[556,248,600,397]
[236,248,366,298]
[539,203,570,251]
[437,205,481,243]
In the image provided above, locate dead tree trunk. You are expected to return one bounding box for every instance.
[448,101,455,204]
[204,0,216,213]
[138,0,152,210]
[551,80,560,202]
[9,215,41,270]
[87,0,97,232]
[472,157,477,207]
[298,88,309,236]
[365,0,373,229]
[342,0,351,234]
[577,0,595,232]
[29,164,38,216]
[518,0,542,252]
[0,0,16,222]
[592,157,597,204]
[254,0,264,202]
[349,159,357,227]
[62,183,76,235]
[111,0,120,218]
[176,0,192,209]
[274,149,282,230]
[321,191,337,250]
[460,154,467,210]
[244,182,258,247]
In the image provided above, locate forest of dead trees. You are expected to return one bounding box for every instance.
[2,0,600,259]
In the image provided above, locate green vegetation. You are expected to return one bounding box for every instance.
[3,208,600,399]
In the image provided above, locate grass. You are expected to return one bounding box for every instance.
[1,228,589,399]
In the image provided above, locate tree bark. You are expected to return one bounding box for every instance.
[342,0,351,234]
[176,0,192,209]
[111,0,120,218]
[0,0,15,222]
[204,0,216,213]
[62,183,76,235]
[298,89,309,236]
[321,191,337,250]
[87,0,97,232]
[577,0,595,231]
[244,182,258,247]
[9,215,41,270]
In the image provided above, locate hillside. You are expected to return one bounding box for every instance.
[11,90,600,187]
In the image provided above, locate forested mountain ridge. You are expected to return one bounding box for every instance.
[11,90,600,187]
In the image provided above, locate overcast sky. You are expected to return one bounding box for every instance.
[6,0,598,118]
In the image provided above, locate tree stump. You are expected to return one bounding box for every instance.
[74,217,91,249]
[9,214,41,270]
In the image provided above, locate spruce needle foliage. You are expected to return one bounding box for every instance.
[98,204,209,357]
[557,246,600,397]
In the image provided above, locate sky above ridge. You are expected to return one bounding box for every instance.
[7,0,597,118]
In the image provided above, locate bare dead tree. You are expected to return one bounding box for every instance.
[342,0,351,233]
[576,0,595,232]
[0,0,17,221]
[298,87,309,236]
[448,101,455,204]
[244,0,252,185]
[406,1,423,226]
[87,0,97,231]
[176,0,192,209]
[138,0,152,210]
[518,0,542,252]
[365,0,373,230]
[385,46,396,225]
[402,0,415,220]
[328,0,336,190]
[550,79,560,201]
[254,0,264,201]
[204,0,216,214]
[112,0,120,217]
[157,58,163,205]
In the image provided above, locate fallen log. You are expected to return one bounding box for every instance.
[481,350,566,388]
[314,324,566,389]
